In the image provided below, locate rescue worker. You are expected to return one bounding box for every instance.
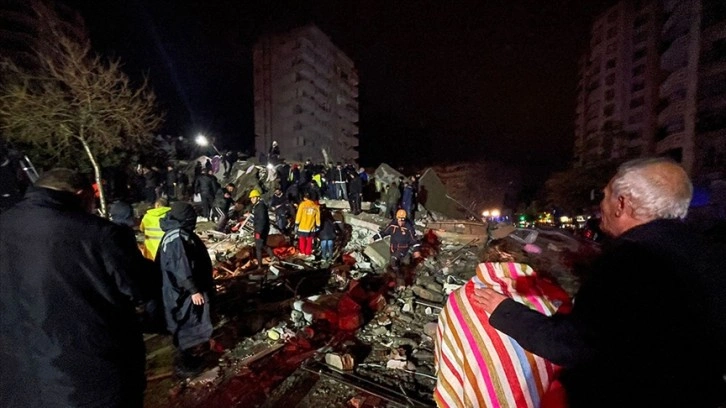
[374,209,420,271]
[249,189,276,268]
[294,191,321,259]
[140,197,171,260]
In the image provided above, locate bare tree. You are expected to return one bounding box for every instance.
[0,1,163,216]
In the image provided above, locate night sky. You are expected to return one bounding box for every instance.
[64,0,613,173]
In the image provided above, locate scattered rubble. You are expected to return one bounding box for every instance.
[141,159,600,407]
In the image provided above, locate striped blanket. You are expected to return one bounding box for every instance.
[434,262,572,408]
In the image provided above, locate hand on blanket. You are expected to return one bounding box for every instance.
[472,288,507,314]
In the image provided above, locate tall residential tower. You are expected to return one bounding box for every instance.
[573,0,726,179]
[253,24,359,164]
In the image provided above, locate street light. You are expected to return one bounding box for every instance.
[195,134,221,155]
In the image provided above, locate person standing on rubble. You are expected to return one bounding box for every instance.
[157,201,215,378]
[268,140,280,164]
[249,189,277,268]
[0,168,151,407]
[401,180,416,222]
[270,186,292,234]
[374,209,420,271]
[348,171,363,215]
[194,168,217,221]
[211,182,235,231]
[386,181,401,218]
[294,190,321,259]
[474,157,726,408]
[330,162,348,200]
[319,204,343,263]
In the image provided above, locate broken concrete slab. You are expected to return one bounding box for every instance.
[342,213,384,232]
[363,236,391,267]
[418,168,466,219]
[320,199,371,211]
[412,286,444,303]
[426,220,487,244]
[372,163,405,193]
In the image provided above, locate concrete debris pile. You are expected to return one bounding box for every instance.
[147,161,601,408]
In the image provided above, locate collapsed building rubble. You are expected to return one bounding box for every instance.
[142,159,600,408]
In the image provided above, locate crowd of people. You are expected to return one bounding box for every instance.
[1,155,724,408]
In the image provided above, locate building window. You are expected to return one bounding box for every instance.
[606,43,617,53]
[665,118,685,134]
[632,81,645,92]
[633,48,646,61]
[632,64,645,76]
[293,104,303,114]
[630,96,645,108]
[605,89,615,101]
[606,58,617,69]
[605,73,616,86]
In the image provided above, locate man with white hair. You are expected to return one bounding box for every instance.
[474,157,726,407]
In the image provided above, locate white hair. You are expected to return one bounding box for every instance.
[610,157,692,220]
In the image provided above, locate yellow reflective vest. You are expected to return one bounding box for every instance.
[140,206,171,260]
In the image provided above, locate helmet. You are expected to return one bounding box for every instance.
[396,209,407,219]
[249,189,261,198]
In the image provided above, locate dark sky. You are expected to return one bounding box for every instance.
[65,0,612,172]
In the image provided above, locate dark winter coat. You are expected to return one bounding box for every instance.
[386,184,401,207]
[348,174,363,195]
[319,209,342,240]
[212,188,234,212]
[194,173,217,196]
[252,199,271,236]
[157,216,214,351]
[0,187,150,408]
[489,219,726,407]
[401,184,415,213]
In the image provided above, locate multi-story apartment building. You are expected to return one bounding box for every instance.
[253,24,359,164]
[573,0,726,179]
[695,0,726,178]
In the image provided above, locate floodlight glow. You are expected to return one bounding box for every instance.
[491,209,500,217]
[482,210,490,217]
[195,134,209,146]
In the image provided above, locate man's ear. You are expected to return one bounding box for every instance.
[616,195,629,217]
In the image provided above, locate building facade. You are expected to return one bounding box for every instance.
[253,24,359,164]
[573,0,726,179]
